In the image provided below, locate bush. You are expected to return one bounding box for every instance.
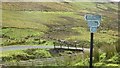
[106,53,120,64]
[33,49,52,58]
[23,49,36,55]
[12,53,30,61]
[100,44,116,59]
[115,39,120,54]
[94,62,106,66]
[95,41,109,48]
[93,47,100,62]
[24,49,52,59]
[75,58,89,66]
[99,53,106,62]
[2,52,30,62]
[2,49,52,62]
[2,56,13,62]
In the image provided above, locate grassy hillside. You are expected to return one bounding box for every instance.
[2,2,118,12]
[2,2,118,46]
[1,2,120,67]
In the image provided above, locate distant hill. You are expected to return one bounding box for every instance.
[2,2,118,30]
[3,2,118,12]
[2,2,118,46]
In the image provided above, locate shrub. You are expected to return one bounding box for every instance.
[23,49,36,55]
[94,62,106,66]
[106,53,120,64]
[105,64,119,66]
[95,41,109,48]
[100,44,116,59]
[114,39,120,54]
[93,47,100,62]
[99,53,106,62]
[75,58,89,66]
[33,49,52,58]
[12,53,30,61]
[2,56,13,62]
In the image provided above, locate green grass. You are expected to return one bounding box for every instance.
[2,49,52,62]
[2,10,87,45]
[2,28,44,39]
[66,27,118,44]
[2,9,118,46]
[1,2,119,66]
[3,10,84,27]
[1,50,24,57]
[2,27,45,46]
[2,10,48,31]
[3,2,118,12]
[2,2,74,11]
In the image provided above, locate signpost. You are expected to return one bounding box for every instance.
[84,14,101,68]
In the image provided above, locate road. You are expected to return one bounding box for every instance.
[0,45,89,52]
[1,45,89,66]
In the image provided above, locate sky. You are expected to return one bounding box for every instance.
[110,0,120,2]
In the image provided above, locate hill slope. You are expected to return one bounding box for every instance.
[2,2,118,46]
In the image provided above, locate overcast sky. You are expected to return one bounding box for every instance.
[110,0,120,2]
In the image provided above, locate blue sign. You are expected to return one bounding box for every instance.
[84,14,101,33]
[90,27,97,33]
[87,21,100,27]
[85,14,101,21]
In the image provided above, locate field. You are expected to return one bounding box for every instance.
[1,2,120,67]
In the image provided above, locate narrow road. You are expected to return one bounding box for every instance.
[0,45,89,52]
